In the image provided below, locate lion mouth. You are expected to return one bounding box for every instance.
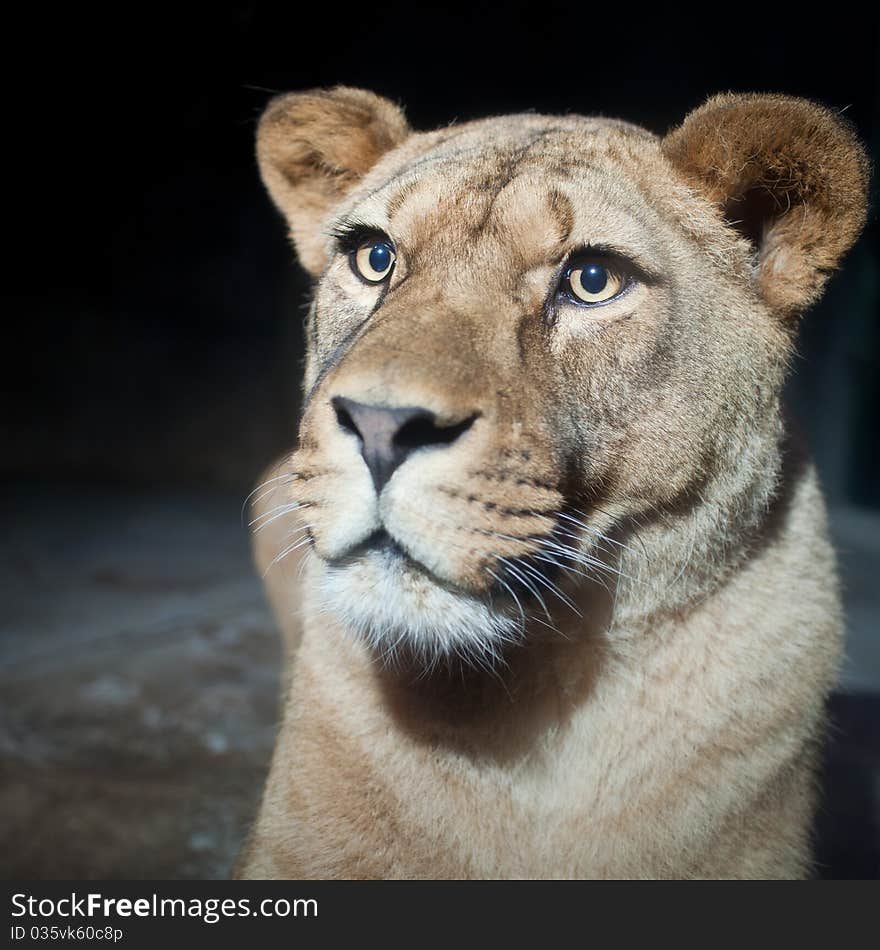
[326,528,455,590]
[318,531,525,667]
[349,529,408,560]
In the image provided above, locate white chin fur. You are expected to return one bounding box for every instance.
[317,549,522,670]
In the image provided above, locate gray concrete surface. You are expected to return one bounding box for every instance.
[829,506,880,694]
[0,483,877,878]
[0,484,281,879]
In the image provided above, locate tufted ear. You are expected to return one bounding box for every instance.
[662,93,870,318]
[257,86,410,275]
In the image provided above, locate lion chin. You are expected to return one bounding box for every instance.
[317,543,522,670]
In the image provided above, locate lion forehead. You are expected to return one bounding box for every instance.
[361,117,655,189]
[338,118,672,267]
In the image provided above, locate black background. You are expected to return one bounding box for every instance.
[6,3,879,500]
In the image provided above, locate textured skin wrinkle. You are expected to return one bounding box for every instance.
[239,87,869,879]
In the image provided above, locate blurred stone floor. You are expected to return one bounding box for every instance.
[0,483,281,879]
[1,482,877,879]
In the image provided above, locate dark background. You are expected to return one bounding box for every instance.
[7,4,879,499]
[2,4,878,879]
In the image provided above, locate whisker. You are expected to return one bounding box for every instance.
[498,557,553,621]
[251,503,313,534]
[550,522,623,560]
[240,471,298,523]
[486,567,527,631]
[297,546,316,581]
[516,558,582,616]
[585,503,653,563]
[533,551,613,596]
[488,566,568,639]
[555,511,636,555]
[526,612,568,639]
[536,537,633,582]
[485,526,630,582]
[263,526,315,577]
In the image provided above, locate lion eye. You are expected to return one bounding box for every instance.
[566,261,624,304]
[352,239,396,283]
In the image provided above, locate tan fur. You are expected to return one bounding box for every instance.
[236,88,868,879]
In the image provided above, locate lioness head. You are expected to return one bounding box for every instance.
[256,88,868,669]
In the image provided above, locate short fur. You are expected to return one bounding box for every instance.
[237,89,869,879]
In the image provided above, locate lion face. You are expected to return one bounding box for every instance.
[256,89,867,667]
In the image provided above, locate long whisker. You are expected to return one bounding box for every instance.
[262,526,315,577]
[486,567,527,630]
[555,511,637,555]
[240,471,298,523]
[251,502,313,534]
[535,536,633,582]
[532,550,613,596]
[585,502,653,564]
[515,557,582,617]
[296,545,315,581]
[497,556,553,621]
[549,521,626,561]
[484,526,631,582]
[536,532,616,568]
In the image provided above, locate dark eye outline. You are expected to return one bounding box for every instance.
[559,254,632,308]
[350,238,397,284]
[329,223,397,286]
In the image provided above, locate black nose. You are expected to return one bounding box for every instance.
[331,396,476,492]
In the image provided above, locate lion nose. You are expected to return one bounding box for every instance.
[331,396,477,493]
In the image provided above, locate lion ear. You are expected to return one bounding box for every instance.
[257,86,410,275]
[662,93,870,318]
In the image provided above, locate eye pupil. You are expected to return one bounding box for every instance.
[368,243,392,274]
[352,238,396,283]
[581,264,607,294]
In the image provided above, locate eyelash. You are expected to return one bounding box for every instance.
[331,224,387,254]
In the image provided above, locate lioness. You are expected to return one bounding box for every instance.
[237,89,869,879]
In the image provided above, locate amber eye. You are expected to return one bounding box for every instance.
[352,239,396,283]
[566,261,624,304]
